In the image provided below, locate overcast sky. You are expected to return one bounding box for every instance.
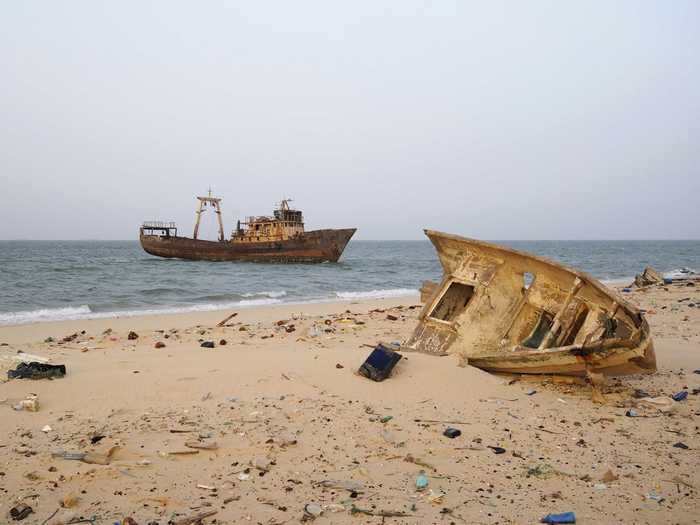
[1,1,698,240]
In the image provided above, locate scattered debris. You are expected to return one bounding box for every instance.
[314,479,364,492]
[171,510,218,525]
[672,390,688,402]
[645,491,664,503]
[443,427,462,438]
[61,493,80,508]
[9,503,33,521]
[200,341,215,348]
[127,331,139,340]
[185,440,218,450]
[303,503,323,521]
[358,344,402,382]
[673,442,689,450]
[8,362,66,380]
[13,395,40,412]
[216,312,238,327]
[349,505,411,518]
[601,470,618,483]
[415,470,429,490]
[634,266,663,288]
[52,446,119,465]
[541,511,576,524]
[404,453,437,472]
[154,341,166,349]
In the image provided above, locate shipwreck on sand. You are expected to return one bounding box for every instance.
[405,231,656,377]
[140,192,356,263]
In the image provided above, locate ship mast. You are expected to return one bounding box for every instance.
[193,188,225,242]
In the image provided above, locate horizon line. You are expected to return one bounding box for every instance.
[2,238,699,242]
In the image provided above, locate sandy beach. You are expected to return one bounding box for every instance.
[1,284,699,524]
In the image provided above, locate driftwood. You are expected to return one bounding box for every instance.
[185,441,218,450]
[172,510,217,525]
[216,312,238,327]
[350,505,411,518]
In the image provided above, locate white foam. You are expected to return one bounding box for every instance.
[0,288,418,326]
[241,290,287,299]
[0,299,285,326]
[334,288,419,300]
[0,305,93,326]
[664,268,698,279]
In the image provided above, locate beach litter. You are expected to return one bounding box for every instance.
[358,344,402,381]
[171,510,217,525]
[415,470,429,490]
[52,446,120,465]
[13,395,40,412]
[127,331,138,340]
[216,312,238,327]
[8,362,66,380]
[443,427,462,438]
[44,510,78,525]
[184,440,218,450]
[9,503,33,521]
[541,511,576,524]
[672,391,688,401]
[314,479,364,492]
[645,491,665,503]
[303,503,323,520]
[200,341,215,348]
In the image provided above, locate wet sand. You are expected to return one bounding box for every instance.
[1,286,699,524]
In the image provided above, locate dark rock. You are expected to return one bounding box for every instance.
[443,427,462,439]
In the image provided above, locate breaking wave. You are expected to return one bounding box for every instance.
[334,288,418,300]
[664,267,698,279]
[241,290,287,299]
[0,299,286,326]
[0,305,93,325]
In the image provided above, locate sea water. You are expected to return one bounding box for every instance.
[0,240,698,325]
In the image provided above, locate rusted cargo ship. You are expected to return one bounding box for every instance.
[140,193,356,263]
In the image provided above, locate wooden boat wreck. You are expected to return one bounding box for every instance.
[404,230,656,377]
[140,193,356,263]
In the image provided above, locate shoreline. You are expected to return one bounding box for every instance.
[0,296,421,344]
[1,271,693,328]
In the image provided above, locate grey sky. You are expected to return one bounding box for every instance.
[1,1,698,240]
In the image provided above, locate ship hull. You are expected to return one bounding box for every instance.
[139,228,356,263]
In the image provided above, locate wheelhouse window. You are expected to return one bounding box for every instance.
[428,282,475,322]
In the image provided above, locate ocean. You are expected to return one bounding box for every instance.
[1,240,699,326]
